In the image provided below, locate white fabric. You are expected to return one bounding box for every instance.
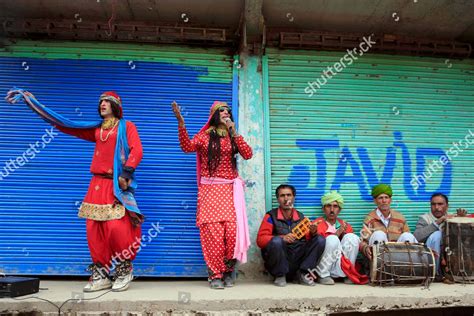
[376,208,391,227]
[316,233,360,278]
[369,230,388,245]
[369,230,418,245]
[397,232,418,243]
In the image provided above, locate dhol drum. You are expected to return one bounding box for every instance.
[370,242,435,285]
[444,217,474,283]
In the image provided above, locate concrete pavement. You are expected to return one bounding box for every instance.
[1,279,473,315]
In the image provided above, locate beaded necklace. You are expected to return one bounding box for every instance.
[100,120,119,142]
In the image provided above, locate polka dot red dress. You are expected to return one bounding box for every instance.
[178,126,252,280]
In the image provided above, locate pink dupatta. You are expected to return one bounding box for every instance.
[200,176,250,263]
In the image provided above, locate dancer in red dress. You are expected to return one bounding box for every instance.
[7,89,143,292]
[172,100,253,289]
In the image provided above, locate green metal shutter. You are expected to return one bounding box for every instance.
[264,48,474,234]
[0,40,235,276]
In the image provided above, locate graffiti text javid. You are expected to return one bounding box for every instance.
[288,131,461,205]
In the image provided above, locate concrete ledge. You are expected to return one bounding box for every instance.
[1,280,473,315]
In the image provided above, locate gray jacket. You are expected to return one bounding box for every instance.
[413,214,441,243]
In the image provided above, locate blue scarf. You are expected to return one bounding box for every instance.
[5,88,141,215]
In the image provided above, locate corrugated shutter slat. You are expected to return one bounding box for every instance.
[0,41,234,276]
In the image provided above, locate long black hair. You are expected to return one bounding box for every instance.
[207,109,239,176]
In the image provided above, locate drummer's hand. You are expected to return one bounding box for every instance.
[436,215,448,225]
[283,233,296,244]
[119,176,130,190]
[456,208,468,217]
[364,246,373,260]
[171,101,185,126]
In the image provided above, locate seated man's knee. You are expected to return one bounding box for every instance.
[428,230,442,242]
[315,234,326,248]
[268,236,285,248]
[398,232,418,243]
[325,235,341,250]
[369,230,388,245]
[342,233,360,246]
[426,230,442,246]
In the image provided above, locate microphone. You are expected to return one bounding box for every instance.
[225,118,233,134]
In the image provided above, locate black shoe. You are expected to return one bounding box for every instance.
[210,279,225,289]
[223,272,234,287]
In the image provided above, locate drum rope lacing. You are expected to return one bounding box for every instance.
[446,221,473,284]
[374,243,434,287]
[383,243,395,282]
[457,223,472,284]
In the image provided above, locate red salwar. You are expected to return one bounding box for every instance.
[56,121,143,270]
[87,212,142,267]
[178,126,252,279]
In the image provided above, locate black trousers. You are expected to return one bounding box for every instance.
[262,235,326,278]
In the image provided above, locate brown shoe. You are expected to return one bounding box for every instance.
[442,277,455,284]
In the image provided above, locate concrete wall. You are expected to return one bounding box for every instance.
[236,53,267,279]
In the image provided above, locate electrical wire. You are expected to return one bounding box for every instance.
[7,275,140,316]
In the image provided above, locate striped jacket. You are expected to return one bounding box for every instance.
[360,208,410,254]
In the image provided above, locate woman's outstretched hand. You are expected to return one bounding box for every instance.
[171,101,185,127]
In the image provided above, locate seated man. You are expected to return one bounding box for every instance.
[257,184,326,287]
[360,184,417,260]
[313,191,366,285]
[414,192,468,279]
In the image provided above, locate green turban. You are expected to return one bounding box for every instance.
[371,184,393,198]
[321,191,344,209]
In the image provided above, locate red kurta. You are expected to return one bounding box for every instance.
[56,121,143,220]
[313,216,354,238]
[55,121,143,267]
[178,126,252,227]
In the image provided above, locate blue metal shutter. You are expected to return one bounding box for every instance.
[0,41,235,276]
[264,48,474,234]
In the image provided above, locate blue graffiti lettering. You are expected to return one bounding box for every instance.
[288,131,452,206]
[288,140,339,202]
